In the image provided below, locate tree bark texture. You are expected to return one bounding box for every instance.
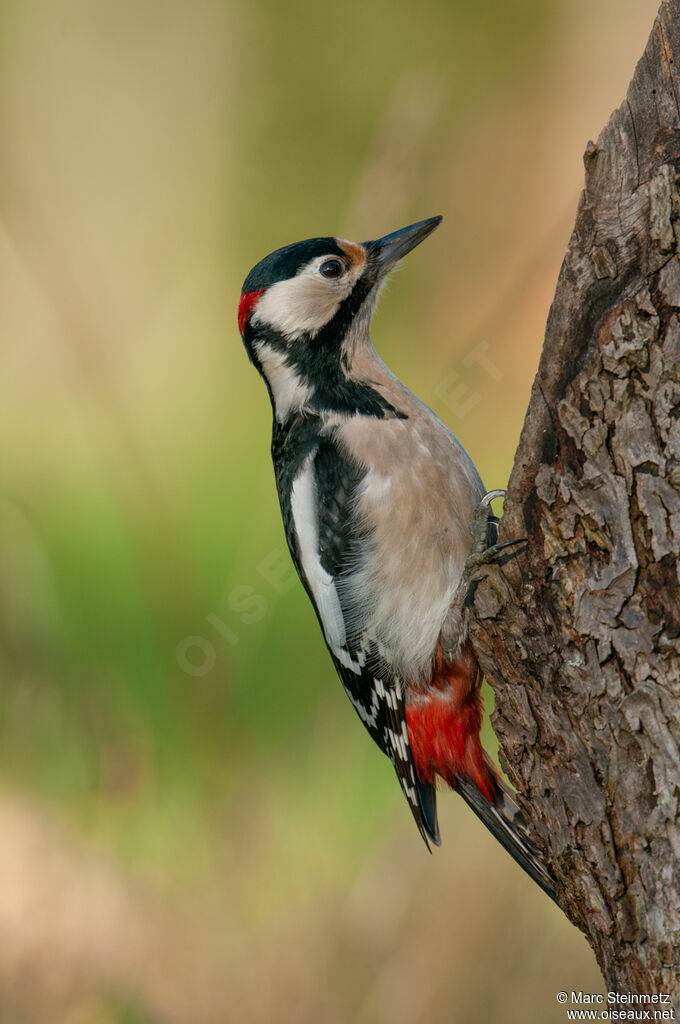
[470,0,680,998]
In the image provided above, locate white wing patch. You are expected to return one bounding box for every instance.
[387,723,409,761]
[384,739,418,804]
[345,684,380,728]
[290,454,363,674]
[373,675,398,710]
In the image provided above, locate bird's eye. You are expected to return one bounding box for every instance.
[319,258,344,279]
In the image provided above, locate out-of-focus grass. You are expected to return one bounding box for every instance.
[0,0,659,1018]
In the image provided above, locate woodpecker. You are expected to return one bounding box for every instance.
[238,216,555,900]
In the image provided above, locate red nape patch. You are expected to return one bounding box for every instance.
[405,645,496,803]
[238,288,264,334]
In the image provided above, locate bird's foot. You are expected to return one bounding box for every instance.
[443,491,526,653]
[467,490,527,576]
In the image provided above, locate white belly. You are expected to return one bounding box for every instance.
[335,412,484,682]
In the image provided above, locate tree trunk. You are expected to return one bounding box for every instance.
[470,0,680,999]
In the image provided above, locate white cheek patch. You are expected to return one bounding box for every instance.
[254,342,312,422]
[252,256,357,340]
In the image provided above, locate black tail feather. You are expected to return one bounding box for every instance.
[455,767,557,903]
[415,776,441,847]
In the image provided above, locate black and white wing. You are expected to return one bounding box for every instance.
[276,428,439,847]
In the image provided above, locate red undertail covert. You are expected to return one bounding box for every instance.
[405,643,496,803]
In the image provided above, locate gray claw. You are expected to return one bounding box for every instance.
[480,488,506,507]
[449,490,522,651]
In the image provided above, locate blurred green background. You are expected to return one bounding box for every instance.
[0,1,659,1021]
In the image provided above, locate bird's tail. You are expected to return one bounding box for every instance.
[455,757,557,903]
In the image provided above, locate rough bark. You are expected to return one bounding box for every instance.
[470,0,680,999]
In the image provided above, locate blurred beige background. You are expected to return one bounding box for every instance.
[0,1,659,1021]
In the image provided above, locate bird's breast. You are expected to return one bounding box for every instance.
[334,409,484,682]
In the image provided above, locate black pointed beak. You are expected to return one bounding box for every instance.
[364,215,442,276]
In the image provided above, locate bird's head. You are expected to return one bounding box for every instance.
[238,215,442,421]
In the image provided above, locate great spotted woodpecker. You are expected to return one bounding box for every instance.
[238,216,555,900]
